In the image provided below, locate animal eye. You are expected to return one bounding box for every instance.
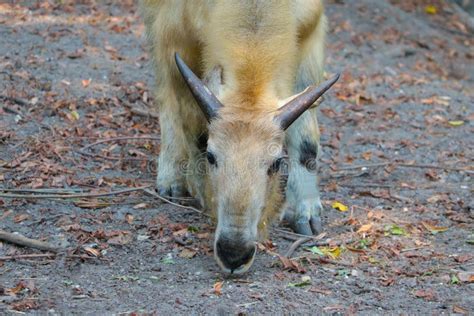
[267,157,283,176]
[207,151,217,166]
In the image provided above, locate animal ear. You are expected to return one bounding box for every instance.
[275,74,340,130]
[175,53,223,122]
[203,65,225,96]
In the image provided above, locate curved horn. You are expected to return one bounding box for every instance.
[275,74,340,130]
[175,53,223,122]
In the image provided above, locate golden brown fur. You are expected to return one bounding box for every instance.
[142,0,326,273]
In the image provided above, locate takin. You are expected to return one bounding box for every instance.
[141,0,339,274]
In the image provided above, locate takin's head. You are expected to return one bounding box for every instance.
[175,53,338,274]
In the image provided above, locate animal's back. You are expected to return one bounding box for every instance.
[142,0,325,103]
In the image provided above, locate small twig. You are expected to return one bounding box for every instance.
[307,238,354,248]
[77,150,149,161]
[285,237,313,258]
[2,106,23,116]
[396,163,473,174]
[0,188,85,194]
[0,95,30,106]
[325,169,370,179]
[335,162,390,171]
[400,247,424,253]
[0,230,59,252]
[317,257,353,267]
[0,185,151,199]
[79,136,161,152]
[273,227,327,240]
[389,190,413,203]
[336,161,472,174]
[337,183,394,189]
[142,188,207,216]
[280,234,354,247]
[0,253,96,261]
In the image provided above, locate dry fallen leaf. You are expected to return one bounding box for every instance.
[13,214,29,223]
[179,248,197,259]
[453,305,469,315]
[84,247,101,257]
[213,281,223,296]
[74,199,112,209]
[421,222,448,234]
[108,233,133,246]
[10,299,40,312]
[278,255,306,273]
[133,203,148,209]
[320,246,343,259]
[332,201,348,212]
[414,289,436,301]
[125,213,134,224]
[357,223,373,234]
[361,151,372,161]
[457,272,474,283]
[81,79,91,87]
[425,5,437,15]
[448,120,464,127]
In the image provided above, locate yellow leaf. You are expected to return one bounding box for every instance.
[332,201,348,212]
[425,5,437,14]
[448,120,464,127]
[422,222,448,234]
[320,246,343,259]
[357,223,373,234]
[368,257,379,264]
[70,110,80,121]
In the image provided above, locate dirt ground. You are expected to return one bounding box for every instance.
[0,0,473,314]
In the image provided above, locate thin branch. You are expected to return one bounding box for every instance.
[142,188,207,216]
[285,237,313,258]
[79,136,161,152]
[335,161,472,174]
[0,185,152,199]
[337,183,394,189]
[396,163,473,173]
[0,188,85,194]
[280,234,354,247]
[0,253,96,261]
[2,106,23,116]
[0,230,59,252]
[77,150,149,161]
[335,162,390,171]
[273,227,328,240]
[0,95,30,106]
[317,257,353,267]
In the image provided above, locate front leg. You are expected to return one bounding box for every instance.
[284,108,323,235]
[156,102,189,197]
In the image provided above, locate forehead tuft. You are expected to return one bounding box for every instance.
[208,112,284,149]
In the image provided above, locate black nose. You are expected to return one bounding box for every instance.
[216,237,256,272]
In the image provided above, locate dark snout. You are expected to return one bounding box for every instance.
[215,236,256,274]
